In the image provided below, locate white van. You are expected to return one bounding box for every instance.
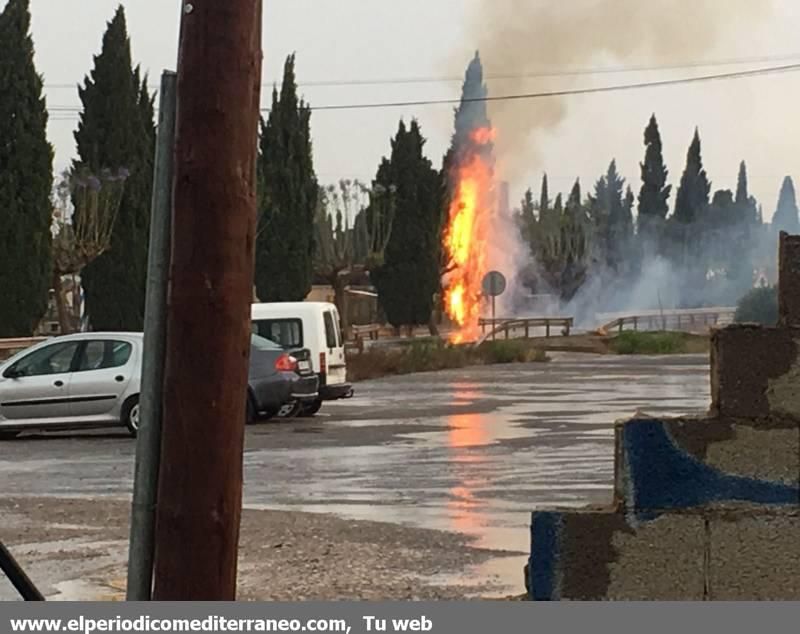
[250,302,352,415]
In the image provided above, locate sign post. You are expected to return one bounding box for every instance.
[481,271,507,341]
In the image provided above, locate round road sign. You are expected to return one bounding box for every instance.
[482,270,507,297]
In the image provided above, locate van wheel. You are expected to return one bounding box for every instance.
[122,396,140,438]
[300,400,322,417]
[0,430,19,440]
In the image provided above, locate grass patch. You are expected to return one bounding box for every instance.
[609,331,709,355]
[477,339,549,364]
[347,339,547,382]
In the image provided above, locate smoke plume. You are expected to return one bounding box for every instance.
[463,0,773,182]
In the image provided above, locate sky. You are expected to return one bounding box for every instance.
[28,0,800,221]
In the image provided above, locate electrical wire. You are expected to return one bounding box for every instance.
[43,61,800,120]
[42,51,800,90]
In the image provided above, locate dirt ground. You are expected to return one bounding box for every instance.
[1,497,521,601]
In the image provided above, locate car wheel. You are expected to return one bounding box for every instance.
[0,430,19,441]
[246,394,257,425]
[276,401,302,419]
[299,400,323,417]
[262,407,278,421]
[122,396,140,438]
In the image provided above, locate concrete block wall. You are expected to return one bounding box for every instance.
[527,232,800,600]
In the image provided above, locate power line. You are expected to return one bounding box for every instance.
[41,52,800,91]
[308,63,800,111]
[44,62,800,120]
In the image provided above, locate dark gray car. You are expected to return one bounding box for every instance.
[247,334,318,422]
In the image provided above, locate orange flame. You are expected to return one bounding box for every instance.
[443,127,495,343]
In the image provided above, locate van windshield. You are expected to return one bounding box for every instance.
[252,318,303,348]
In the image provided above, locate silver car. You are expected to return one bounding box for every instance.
[0,332,142,439]
[0,332,320,440]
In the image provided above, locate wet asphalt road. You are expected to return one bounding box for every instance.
[1,353,710,594]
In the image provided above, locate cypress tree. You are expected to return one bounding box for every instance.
[539,173,550,221]
[442,51,491,198]
[516,188,537,253]
[673,128,711,225]
[734,161,758,226]
[671,129,711,304]
[373,120,441,327]
[725,162,759,297]
[772,176,800,235]
[75,6,155,331]
[560,179,590,301]
[637,114,671,253]
[0,0,53,335]
[735,161,749,208]
[589,160,626,271]
[553,193,563,217]
[256,54,318,302]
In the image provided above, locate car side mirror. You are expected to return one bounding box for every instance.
[4,367,22,379]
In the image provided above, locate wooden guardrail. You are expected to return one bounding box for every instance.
[0,337,48,360]
[346,324,382,354]
[600,307,736,334]
[478,316,574,341]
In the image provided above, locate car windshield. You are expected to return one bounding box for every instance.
[250,333,283,351]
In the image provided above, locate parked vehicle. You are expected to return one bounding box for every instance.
[0,332,318,440]
[247,333,318,421]
[251,302,353,416]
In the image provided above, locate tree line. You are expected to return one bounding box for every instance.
[517,115,797,318]
[1,0,797,337]
[1,1,153,336]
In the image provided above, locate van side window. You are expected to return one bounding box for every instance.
[323,312,337,349]
[252,319,303,348]
[333,311,343,347]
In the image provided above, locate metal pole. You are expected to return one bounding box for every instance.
[0,541,44,601]
[126,71,177,601]
[491,296,496,341]
[152,0,262,600]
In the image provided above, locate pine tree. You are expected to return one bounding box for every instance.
[0,0,53,335]
[637,114,671,253]
[373,120,442,327]
[75,6,155,330]
[772,176,800,235]
[256,54,318,302]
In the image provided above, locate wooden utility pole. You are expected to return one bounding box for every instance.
[151,0,262,600]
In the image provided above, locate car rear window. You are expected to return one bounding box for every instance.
[250,334,283,351]
[323,311,337,349]
[252,318,303,348]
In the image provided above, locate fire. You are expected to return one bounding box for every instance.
[442,127,495,343]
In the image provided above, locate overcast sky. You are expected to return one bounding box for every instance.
[29,0,800,221]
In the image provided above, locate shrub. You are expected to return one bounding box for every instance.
[734,285,778,326]
[477,340,548,364]
[347,338,546,381]
[610,331,689,355]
